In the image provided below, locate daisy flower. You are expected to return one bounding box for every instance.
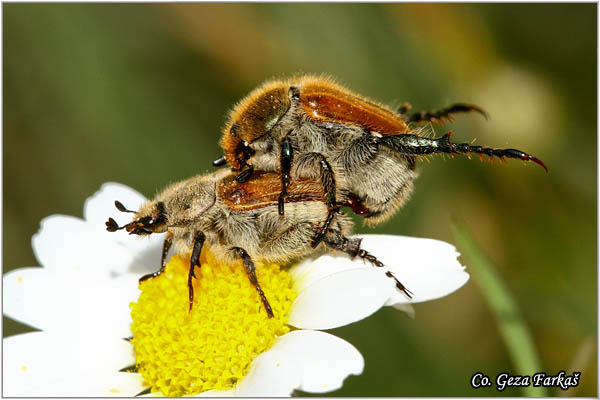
[3,183,469,397]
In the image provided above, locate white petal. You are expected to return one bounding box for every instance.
[21,372,145,397]
[392,303,416,319]
[4,268,140,336]
[288,234,468,328]
[235,330,363,396]
[32,214,164,278]
[355,235,469,305]
[288,268,394,330]
[289,251,368,294]
[32,215,135,277]
[233,348,299,396]
[3,331,137,396]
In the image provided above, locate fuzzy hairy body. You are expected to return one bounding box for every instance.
[221,75,419,224]
[109,168,416,315]
[135,169,354,265]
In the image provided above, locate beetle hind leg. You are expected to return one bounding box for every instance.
[376,132,547,172]
[400,103,489,124]
[323,230,413,298]
[295,153,338,248]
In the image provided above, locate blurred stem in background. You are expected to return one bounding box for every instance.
[452,221,547,397]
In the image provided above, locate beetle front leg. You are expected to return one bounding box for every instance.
[278,136,293,215]
[295,153,338,248]
[212,155,227,167]
[188,231,206,312]
[139,231,174,283]
[235,164,254,183]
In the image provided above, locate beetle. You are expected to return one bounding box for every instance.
[106,169,410,317]
[213,75,547,246]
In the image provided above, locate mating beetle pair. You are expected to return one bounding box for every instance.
[107,75,545,316]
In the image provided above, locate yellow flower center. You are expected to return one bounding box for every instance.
[130,251,297,396]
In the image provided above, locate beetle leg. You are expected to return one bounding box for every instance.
[235,164,254,183]
[304,154,338,248]
[311,209,336,248]
[212,155,227,167]
[402,103,489,124]
[323,230,413,298]
[376,131,547,172]
[278,137,293,215]
[397,102,412,115]
[232,247,274,318]
[188,231,206,312]
[139,231,174,283]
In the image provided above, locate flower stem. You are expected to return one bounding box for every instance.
[452,222,547,397]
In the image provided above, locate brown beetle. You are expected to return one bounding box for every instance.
[106,169,410,317]
[214,75,547,246]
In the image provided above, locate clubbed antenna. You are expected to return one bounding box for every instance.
[115,200,137,213]
[106,217,123,232]
[105,216,152,235]
[107,200,163,235]
[107,200,139,232]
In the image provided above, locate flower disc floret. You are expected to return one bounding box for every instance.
[130,252,297,396]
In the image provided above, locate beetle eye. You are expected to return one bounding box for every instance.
[138,216,153,226]
[153,202,167,225]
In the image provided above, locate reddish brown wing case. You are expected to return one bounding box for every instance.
[218,172,325,211]
[299,80,410,135]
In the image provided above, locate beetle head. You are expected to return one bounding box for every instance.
[106,200,168,235]
[221,85,291,170]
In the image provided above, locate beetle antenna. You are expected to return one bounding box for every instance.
[115,200,137,213]
[106,217,126,232]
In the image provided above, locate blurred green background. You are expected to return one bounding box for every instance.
[3,3,596,397]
